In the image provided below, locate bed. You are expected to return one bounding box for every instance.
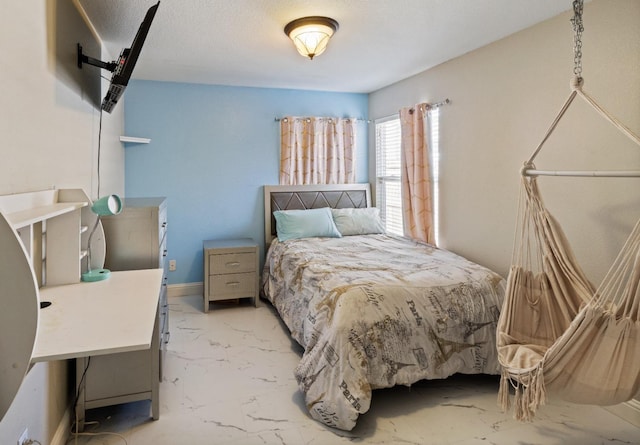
[261,184,505,430]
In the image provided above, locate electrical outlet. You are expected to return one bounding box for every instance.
[17,428,28,445]
[169,259,176,271]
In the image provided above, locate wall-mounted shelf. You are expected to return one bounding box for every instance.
[120,136,151,144]
[7,202,87,228]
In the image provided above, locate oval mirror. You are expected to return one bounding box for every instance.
[0,213,39,421]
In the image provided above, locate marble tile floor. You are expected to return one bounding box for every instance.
[70,295,639,445]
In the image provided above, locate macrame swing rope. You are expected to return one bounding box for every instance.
[521,0,640,178]
[521,76,640,177]
[497,0,640,421]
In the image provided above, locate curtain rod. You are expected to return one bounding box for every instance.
[409,98,451,114]
[274,116,369,123]
[430,98,451,108]
[274,98,451,122]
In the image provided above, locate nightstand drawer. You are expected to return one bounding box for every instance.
[209,253,256,275]
[208,272,256,298]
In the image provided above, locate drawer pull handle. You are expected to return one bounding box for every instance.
[226,262,241,268]
[226,281,240,287]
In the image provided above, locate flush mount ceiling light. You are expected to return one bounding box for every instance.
[284,16,339,60]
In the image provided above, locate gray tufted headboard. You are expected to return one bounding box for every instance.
[263,184,372,247]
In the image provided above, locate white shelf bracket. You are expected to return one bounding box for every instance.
[120,136,151,144]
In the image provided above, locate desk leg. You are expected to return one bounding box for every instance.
[75,357,89,432]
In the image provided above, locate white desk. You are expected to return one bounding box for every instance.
[0,190,164,425]
[32,269,163,429]
[32,269,163,362]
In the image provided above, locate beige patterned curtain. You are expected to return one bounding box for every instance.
[399,103,434,244]
[280,117,356,185]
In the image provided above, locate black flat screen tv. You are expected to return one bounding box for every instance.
[78,1,160,113]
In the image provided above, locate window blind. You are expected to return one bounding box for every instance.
[430,108,440,245]
[375,116,403,235]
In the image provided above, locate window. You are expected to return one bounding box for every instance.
[375,108,440,241]
[375,116,403,235]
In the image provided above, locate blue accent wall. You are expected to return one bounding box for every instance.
[124,80,368,285]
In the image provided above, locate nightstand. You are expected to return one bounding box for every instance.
[203,238,259,311]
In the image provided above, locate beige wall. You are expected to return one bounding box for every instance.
[369,0,640,285]
[0,1,124,443]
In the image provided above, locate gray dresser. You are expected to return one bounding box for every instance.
[101,197,169,377]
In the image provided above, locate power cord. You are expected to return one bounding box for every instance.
[67,430,128,444]
[96,109,103,199]
[71,356,91,445]
[68,357,129,445]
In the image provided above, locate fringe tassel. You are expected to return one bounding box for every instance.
[516,368,547,421]
[522,371,538,422]
[514,383,524,420]
[498,369,511,412]
[500,367,547,422]
[531,364,547,409]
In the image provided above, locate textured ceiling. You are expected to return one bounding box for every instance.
[76,0,577,93]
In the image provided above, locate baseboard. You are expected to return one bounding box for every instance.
[605,398,640,428]
[167,282,203,298]
[51,406,72,445]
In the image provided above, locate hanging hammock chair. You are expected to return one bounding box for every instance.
[497,0,640,421]
[497,176,640,420]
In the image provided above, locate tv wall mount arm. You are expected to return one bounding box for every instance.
[77,43,117,72]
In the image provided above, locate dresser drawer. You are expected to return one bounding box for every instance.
[208,272,256,298]
[209,252,256,275]
[158,233,168,268]
[158,207,168,244]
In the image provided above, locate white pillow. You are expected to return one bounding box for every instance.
[274,207,342,241]
[331,207,385,236]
